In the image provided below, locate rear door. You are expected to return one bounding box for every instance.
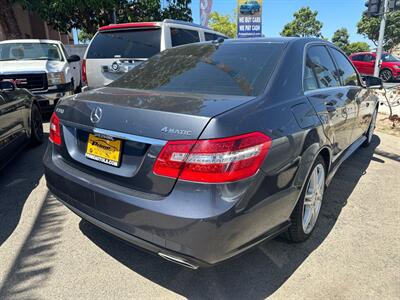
[304,45,352,157]
[85,27,162,88]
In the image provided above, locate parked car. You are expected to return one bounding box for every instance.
[349,51,400,82]
[239,0,261,14]
[0,81,43,170]
[82,19,227,89]
[0,39,81,113]
[44,38,381,269]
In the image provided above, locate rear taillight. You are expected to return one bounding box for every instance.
[49,112,62,145]
[82,59,87,84]
[153,132,272,183]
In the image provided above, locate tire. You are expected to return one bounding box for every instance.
[379,69,393,82]
[30,104,44,146]
[70,80,75,95]
[362,108,377,148]
[284,156,326,242]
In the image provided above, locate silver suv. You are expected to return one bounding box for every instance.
[82,19,227,89]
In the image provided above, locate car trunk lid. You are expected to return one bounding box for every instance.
[55,87,255,196]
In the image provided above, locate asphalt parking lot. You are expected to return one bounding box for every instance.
[0,124,399,299]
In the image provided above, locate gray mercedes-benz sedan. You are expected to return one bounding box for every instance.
[43,38,381,269]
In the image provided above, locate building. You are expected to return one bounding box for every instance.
[0,3,73,44]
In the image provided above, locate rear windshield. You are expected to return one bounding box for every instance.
[86,28,161,59]
[110,42,285,96]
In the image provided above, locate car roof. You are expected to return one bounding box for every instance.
[0,39,62,44]
[98,19,214,32]
[350,51,389,56]
[217,37,328,46]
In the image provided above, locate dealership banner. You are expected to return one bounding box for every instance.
[200,0,213,26]
[237,0,263,38]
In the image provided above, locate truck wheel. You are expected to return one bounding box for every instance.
[284,156,326,242]
[30,104,43,146]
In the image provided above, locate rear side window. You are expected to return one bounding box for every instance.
[305,45,340,90]
[351,54,364,61]
[170,28,200,46]
[205,32,217,41]
[86,29,161,59]
[364,54,374,61]
[330,48,359,86]
[110,42,285,96]
[204,32,226,41]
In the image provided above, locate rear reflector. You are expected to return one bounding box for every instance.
[49,112,62,145]
[153,132,272,183]
[81,59,87,84]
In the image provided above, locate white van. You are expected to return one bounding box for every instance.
[82,19,227,89]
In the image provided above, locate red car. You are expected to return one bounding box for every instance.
[349,52,400,82]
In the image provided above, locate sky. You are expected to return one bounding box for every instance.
[189,0,372,46]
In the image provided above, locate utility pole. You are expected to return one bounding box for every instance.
[374,0,389,77]
[113,8,117,24]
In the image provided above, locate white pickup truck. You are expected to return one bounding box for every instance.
[0,39,81,113]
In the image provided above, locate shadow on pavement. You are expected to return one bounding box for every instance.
[78,135,382,299]
[0,137,48,247]
[0,192,67,299]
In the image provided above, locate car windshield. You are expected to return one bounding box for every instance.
[86,28,161,59]
[110,42,285,96]
[381,53,400,62]
[0,42,63,61]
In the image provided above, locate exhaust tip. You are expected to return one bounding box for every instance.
[158,252,199,269]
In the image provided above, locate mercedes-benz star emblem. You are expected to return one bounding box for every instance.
[90,107,102,124]
[111,61,120,71]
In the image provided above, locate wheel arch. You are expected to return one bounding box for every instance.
[290,142,332,213]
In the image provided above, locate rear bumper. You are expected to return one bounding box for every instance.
[43,144,296,267]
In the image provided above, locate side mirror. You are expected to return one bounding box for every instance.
[0,80,16,91]
[67,54,80,63]
[363,75,383,89]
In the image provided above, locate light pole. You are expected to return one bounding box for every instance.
[374,0,389,77]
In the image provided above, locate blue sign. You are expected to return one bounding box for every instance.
[237,0,263,38]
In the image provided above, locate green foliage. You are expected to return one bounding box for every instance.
[15,0,192,35]
[345,42,370,55]
[332,27,350,51]
[208,11,237,38]
[78,30,94,43]
[280,6,323,38]
[357,11,400,51]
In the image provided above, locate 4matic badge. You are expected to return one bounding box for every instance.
[161,127,192,136]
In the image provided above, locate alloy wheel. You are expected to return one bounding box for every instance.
[302,163,325,234]
[380,70,392,82]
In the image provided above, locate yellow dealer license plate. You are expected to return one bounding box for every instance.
[85,134,122,167]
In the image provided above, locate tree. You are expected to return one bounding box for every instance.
[78,30,94,43]
[14,0,192,35]
[332,27,350,51]
[208,11,236,38]
[345,42,370,55]
[357,11,400,51]
[0,0,22,38]
[280,6,323,38]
